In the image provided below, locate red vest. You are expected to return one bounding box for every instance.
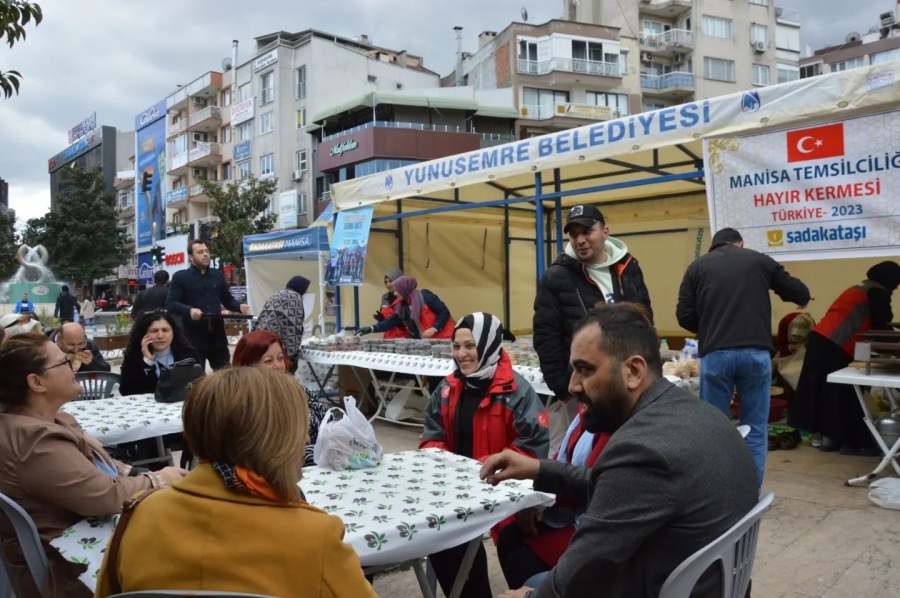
[380,303,410,339]
[814,281,880,355]
[391,295,454,339]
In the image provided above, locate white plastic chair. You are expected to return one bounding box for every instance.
[109,593,277,597]
[75,371,121,401]
[658,492,774,598]
[0,493,48,598]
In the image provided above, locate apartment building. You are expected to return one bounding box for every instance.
[0,177,9,217]
[445,20,639,138]
[800,4,900,79]
[570,0,801,111]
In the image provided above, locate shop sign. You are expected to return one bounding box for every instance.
[232,99,254,125]
[253,50,278,71]
[330,139,359,157]
[68,112,97,144]
[558,103,612,121]
[234,140,252,161]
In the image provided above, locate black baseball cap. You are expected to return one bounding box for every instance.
[564,204,606,234]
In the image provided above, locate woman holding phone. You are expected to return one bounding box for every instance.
[119,310,199,396]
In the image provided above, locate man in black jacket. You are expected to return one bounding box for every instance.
[53,285,80,323]
[132,269,170,319]
[483,306,759,598]
[166,239,249,370]
[677,228,810,487]
[533,204,651,415]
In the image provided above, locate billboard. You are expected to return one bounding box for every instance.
[135,99,167,250]
[137,252,154,285]
[325,206,374,286]
[157,234,190,277]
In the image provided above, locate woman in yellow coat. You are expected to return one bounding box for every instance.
[95,367,376,598]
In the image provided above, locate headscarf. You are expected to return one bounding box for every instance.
[453,312,504,383]
[392,276,422,323]
[385,268,403,281]
[867,261,900,292]
[286,275,311,296]
[775,313,801,356]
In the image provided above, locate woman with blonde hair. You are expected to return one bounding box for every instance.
[95,367,376,598]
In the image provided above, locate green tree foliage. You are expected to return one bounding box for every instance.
[203,175,278,284]
[0,1,43,98]
[0,208,18,280]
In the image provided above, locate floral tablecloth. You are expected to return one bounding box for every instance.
[302,349,553,396]
[50,448,555,590]
[61,394,184,445]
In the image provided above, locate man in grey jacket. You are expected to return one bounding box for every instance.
[483,305,759,598]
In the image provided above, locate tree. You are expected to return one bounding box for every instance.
[0,209,18,280]
[204,175,278,284]
[0,2,43,99]
[20,215,47,248]
[35,167,130,291]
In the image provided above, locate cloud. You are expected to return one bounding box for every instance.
[0,0,881,224]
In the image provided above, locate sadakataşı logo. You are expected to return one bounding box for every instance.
[741,90,761,113]
[768,225,867,247]
[384,174,394,190]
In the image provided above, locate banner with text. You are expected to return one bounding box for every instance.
[325,207,373,286]
[704,110,900,261]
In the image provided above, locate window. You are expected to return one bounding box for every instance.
[777,65,800,84]
[236,122,252,142]
[518,39,538,62]
[586,92,629,116]
[238,161,251,179]
[296,108,307,129]
[642,20,666,36]
[260,72,275,105]
[752,64,770,86]
[522,87,569,118]
[221,88,232,107]
[296,65,307,98]
[222,126,231,144]
[750,24,767,46]
[643,102,667,111]
[298,193,308,215]
[260,111,273,134]
[871,49,900,64]
[703,16,733,39]
[749,0,767,5]
[173,134,187,156]
[704,57,735,82]
[832,57,865,72]
[296,149,308,172]
[619,51,629,75]
[239,83,251,102]
[222,163,232,180]
[260,153,275,177]
[800,63,822,79]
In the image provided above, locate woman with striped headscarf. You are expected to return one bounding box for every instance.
[420,312,549,598]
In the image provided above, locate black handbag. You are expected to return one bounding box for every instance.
[154,358,206,403]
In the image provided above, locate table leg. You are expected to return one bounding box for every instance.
[350,366,378,414]
[446,536,483,598]
[411,559,437,598]
[367,369,391,422]
[371,371,427,427]
[305,362,335,401]
[157,435,175,467]
[846,384,900,486]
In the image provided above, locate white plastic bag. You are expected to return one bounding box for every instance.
[869,478,900,510]
[313,397,383,471]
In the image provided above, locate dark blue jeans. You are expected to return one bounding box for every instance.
[700,348,771,487]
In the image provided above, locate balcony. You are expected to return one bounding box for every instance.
[166,186,188,207]
[118,198,135,217]
[775,6,800,25]
[114,170,135,189]
[260,87,276,106]
[189,180,223,201]
[480,133,516,148]
[639,29,694,57]
[168,119,188,139]
[188,106,222,132]
[641,71,695,98]
[188,142,222,167]
[518,58,621,79]
[639,0,692,19]
[169,152,189,177]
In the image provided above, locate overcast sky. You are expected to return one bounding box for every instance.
[0,0,883,224]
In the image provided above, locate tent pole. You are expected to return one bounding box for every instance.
[353,286,360,331]
[317,252,326,334]
[397,200,404,270]
[332,210,342,332]
[554,168,563,256]
[503,199,510,332]
[534,172,545,283]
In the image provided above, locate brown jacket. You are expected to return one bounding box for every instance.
[96,463,377,598]
[0,407,163,598]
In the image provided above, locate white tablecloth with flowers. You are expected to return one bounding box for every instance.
[50,448,555,591]
[61,394,183,445]
[302,349,553,396]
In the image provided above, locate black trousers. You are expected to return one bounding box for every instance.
[196,341,231,371]
[428,541,492,598]
[496,522,552,590]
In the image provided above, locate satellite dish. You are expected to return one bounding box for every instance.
[521,7,529,21]
[845,31,861,43]
[222,57,233,72]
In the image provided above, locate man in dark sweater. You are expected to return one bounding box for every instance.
[676,228,810,486]
[132,269,169,319]
[483,305,759,598]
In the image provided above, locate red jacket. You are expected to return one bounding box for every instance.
[379,294,409,340]
[814,280,881,355]
[419,353,549,460]
[375,291,454,339]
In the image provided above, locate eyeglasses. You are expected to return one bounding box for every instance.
[41,359,74,374]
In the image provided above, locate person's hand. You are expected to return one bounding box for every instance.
[157,467,190,484]
[77,349,93,366]
[356,326,374,337]
[141,335,154,361]
[796,304,808,310]
[515,507,542,536]
[498,588,533,598]
[239,304,251,315]
[422,327,437,338]
[189,308,203,321]
[480,450,541,486]
[373,312,385,323]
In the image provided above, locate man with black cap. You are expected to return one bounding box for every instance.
[533,205,651,450]
[677,227,810,486]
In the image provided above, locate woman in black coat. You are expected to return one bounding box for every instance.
[119,310,198,396]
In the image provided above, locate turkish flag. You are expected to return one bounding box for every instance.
[786,123,845,163]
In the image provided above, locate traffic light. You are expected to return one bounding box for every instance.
[150,246,166,265]
[140,170,152,194]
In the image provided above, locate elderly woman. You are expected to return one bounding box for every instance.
[0,333,187,598]
[233,330,327,466]
[256,275,311,373]
[94,367,376,598]
[421,312,549,598]
[358,275,454,339]
[119,310,199,396]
